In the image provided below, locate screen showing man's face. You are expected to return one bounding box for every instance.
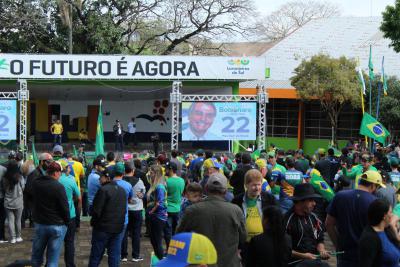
[189,103,216,137]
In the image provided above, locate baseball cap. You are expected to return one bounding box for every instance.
[255,158,267,169]
[156,232,217,267]
[267,151,275,158]
[296,149,304,155]
[93,158,107,167]
[360,170,386,188]
[317,148,326,155]
[203,158,222,169]
[165,161,178,172]
[38,153,53,161]
[52,145,64,154]
[389,157,399,166]
[206,172,228,192]
[47,161,62,173]
[114,162,125,175]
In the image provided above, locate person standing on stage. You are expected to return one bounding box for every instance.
[113,120,124,152]
[50,119,63,146]
[127,118,137,146]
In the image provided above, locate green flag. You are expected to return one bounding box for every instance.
[368,45,375,81]
[73,145,78,157]
[251,149,260,160]
[95,100,105,156]
[359,112,390,144]
[381,56,388,96]
[309,169,335,202]
[31,139,39,167]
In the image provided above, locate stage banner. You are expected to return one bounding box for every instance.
[0,100,17,140]
[0,54,265,80]
[181,102,257,141]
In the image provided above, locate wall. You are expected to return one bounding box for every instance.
[49,99,172,132]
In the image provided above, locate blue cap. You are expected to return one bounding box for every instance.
[156,232,217,267]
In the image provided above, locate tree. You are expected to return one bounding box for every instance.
[257,0,341,41]
[381,0,400,53]
[291,54,360,146]
[0,0,256,55]
[367,76,400,140]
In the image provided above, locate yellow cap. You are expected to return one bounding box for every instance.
[360,170,386,188]
[255,159,267,169]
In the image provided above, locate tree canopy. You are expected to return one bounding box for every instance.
[257,0,341,41]
[381,0,400,53]
[0,0,256,55]
[291,54,360,146]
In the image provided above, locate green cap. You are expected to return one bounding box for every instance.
[267,151,275,158]
[389,157,399,166]
[114,162,125,175]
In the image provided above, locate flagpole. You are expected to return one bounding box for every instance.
[376,81,382,120]
[360,84,368,147]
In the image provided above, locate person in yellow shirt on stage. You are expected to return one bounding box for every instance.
[50,119,63,145]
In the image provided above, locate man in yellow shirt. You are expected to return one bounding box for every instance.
[67,153,85,230]
[50,119,63,145]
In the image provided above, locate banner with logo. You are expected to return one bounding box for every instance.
[0,54,265,80]
[181,102,257,141]
[0,100,17,140]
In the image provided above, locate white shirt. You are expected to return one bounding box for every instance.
[127,122,136,133]
[181,127,220,141]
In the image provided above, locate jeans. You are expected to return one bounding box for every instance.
[121,210,143,258]
[53,134,62,145]
[88,226,126,267]
[115,135,123,152]
[64,219,76,267]
[74,201,81,228]
[6,208,23,240]
[0,199,6,240]
[82,192,89,216]
[164,212,179,248]
[31,223,67,267]
[149,215,166,260]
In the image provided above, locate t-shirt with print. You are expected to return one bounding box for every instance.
[278,169,303,199]
[148,184,168,221]
[245,197,263,242]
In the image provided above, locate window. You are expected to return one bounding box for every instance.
[266,99,298,138]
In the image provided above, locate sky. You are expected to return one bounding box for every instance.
[254,0,395,17]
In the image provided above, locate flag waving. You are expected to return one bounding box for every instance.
[368,45,375,81]
[381,56,388,96]
[95,100,105,156]
[356,67,366,95]
[359,112,390,144]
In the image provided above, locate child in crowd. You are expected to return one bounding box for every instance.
[179,183,203,220]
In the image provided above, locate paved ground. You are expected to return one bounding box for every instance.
[0,220,153,267]
[0,219,337,266]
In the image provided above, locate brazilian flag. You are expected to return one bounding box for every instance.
[359,113,390,144]
[309,169,335,202]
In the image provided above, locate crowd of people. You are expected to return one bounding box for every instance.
[1,140,400,266]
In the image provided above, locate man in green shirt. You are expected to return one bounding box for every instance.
[342,153,377,189]
[164,161,185,248]
[57,159,81,267]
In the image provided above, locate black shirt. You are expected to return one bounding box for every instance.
[246,232,292,267]
[230,164,254,196]
[32,175,69,225]
[284,209,324,256]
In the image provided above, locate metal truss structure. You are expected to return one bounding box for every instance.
[170,82,268,151]
[0,80,29,159]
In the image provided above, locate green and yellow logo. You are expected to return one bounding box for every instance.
[228,59,250,66]
[0,59,9,70]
